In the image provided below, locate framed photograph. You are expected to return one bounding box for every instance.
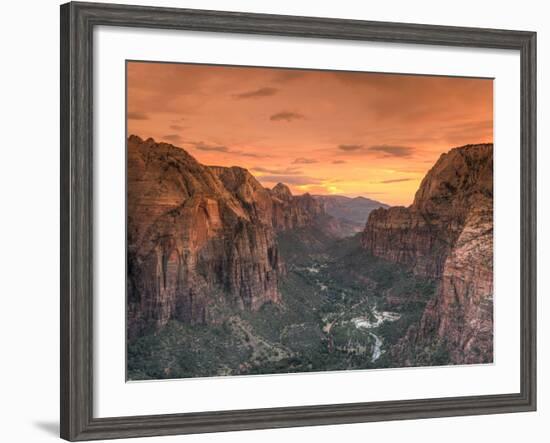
[60,2,536,441]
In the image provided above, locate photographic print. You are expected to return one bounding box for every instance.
[126,61,494,381]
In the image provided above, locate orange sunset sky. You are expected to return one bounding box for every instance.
[127,61,493,206]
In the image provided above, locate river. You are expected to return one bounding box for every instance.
[368,332,383,362]
[351,307,401,363]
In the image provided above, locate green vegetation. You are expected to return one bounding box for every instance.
[128,227,441,380]
[127,320,251,380]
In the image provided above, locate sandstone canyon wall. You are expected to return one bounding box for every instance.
[362,144,494,364]
[127,136,328,339]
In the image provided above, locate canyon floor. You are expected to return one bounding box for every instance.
[127,227,438,380]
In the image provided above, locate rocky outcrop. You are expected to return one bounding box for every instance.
[362,144,492,279]
[127,136,330,339]
[268,183,325,231]
[362,144,493,364]
[128,136,283,338]
[419,201,493,363]
[208,165,274,227]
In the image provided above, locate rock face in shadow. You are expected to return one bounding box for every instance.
[127,136,329,339]
[362,144,493,364]
[269,183,325,231]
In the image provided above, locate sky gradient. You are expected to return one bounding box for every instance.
[127,61,493,206]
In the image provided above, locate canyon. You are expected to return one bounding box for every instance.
[362,144,493,364]
[127,135,354,339]
[127,136,494,378]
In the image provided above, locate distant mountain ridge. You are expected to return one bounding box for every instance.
[313,194,389,233]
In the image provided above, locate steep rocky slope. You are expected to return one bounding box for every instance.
[127,136,331,338]
[269,183,325,231]
[362,144,493,364]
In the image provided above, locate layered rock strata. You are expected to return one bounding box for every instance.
[362,144,494,364]
[127,136,328,338]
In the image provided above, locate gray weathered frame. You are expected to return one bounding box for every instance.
[60,2,537,441]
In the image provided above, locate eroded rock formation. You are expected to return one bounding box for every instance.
[127,136,329,338]
[362,144,493,364]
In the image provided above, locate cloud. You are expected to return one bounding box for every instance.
[184,142,272,158]
[336,144,415,157]
[182,141,272,158]
[235,151,271,159]
[376,178,414,184]
[293,158,318,164]
[338,144,363,152]
[332,160,347,164]
[162,134,182,143]
[127,111,149,120]
[367,145,414,157]
[257,175,323,185]
[270,111,305,122]
[253,166,302,175]
[170,124,185,131]
[193,142,229,153]
[234,87,278,99]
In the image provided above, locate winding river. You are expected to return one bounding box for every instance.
[351,308,401,363]
[368,332,383,362]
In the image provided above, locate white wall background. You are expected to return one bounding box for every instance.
[0,0,547,441]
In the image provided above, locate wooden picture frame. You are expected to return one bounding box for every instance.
[60,2,536,440]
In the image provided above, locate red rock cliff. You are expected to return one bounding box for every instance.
[127,136,327,338]
[127,136,283,338]
[362,144,493,364]
[269,183,324,231]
